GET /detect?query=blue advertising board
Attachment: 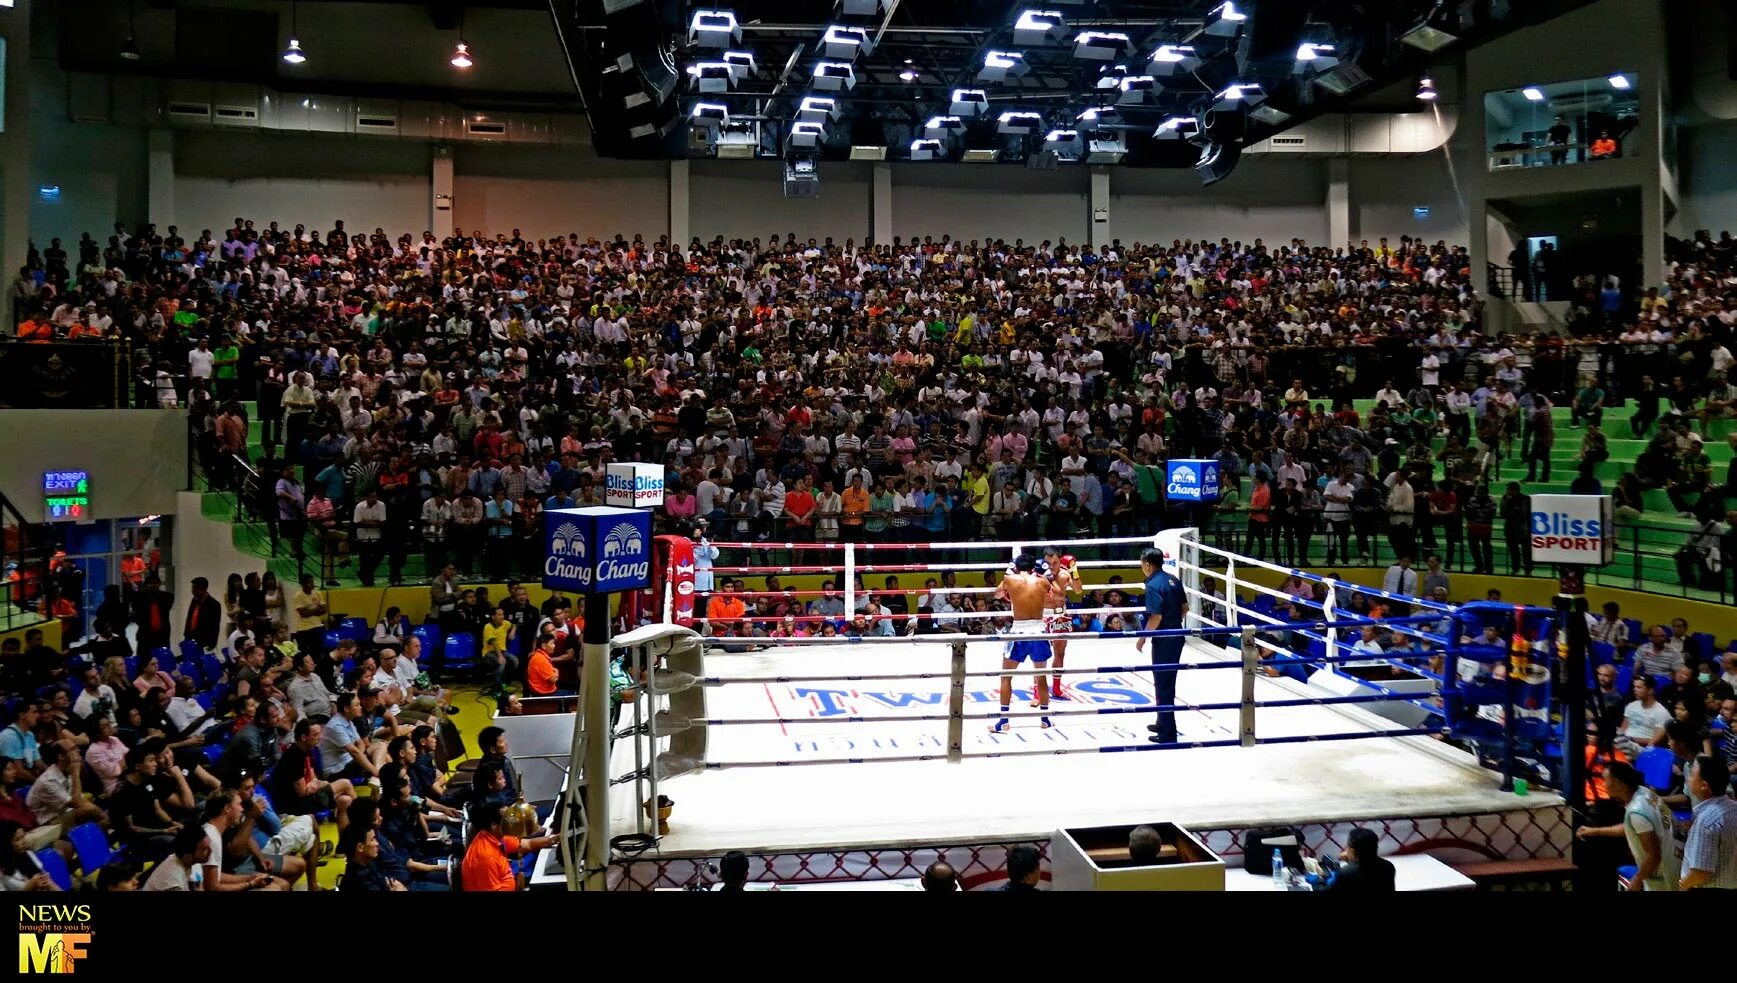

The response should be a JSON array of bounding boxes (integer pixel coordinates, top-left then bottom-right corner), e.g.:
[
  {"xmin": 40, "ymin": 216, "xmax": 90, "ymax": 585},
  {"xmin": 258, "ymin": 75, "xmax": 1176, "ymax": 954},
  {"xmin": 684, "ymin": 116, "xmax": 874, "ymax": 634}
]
[
  {"xmin": 1165, "ymin": 459, "xmax": 1221, "ymax": 503},
  {"xmin": 543, "ymin": 506, "xmax": 653, "ymax": 594}
]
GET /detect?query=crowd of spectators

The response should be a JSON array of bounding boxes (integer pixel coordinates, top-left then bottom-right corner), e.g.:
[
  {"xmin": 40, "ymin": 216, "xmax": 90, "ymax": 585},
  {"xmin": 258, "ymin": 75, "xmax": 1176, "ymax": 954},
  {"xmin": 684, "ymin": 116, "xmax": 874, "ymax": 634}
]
[
  {"xmin": 7, "ymin": 215, "xmax": 1737, "ymax": 890},
  {"xmin": 9, "ymin": 220, "xmax": 1737, "ymax": 601},
  {"xmin": 0, "ymin": 559, "xmax": 618, "ymax": 892}
]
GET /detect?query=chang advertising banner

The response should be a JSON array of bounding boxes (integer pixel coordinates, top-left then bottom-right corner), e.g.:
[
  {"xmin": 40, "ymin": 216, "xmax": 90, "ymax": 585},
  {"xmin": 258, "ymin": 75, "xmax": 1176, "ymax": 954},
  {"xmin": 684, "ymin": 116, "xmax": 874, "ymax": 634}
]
[
  {"xmin": 1164, "ymin": 459, "xmax": 1221, "ymax": 504},
  {"xmin": 543, "ymin": 506, "xmax": 653, "ymax": 594},
  {"xmin": 1528, "ymin": 494, "xmax": 1614, "ymax": 566}
]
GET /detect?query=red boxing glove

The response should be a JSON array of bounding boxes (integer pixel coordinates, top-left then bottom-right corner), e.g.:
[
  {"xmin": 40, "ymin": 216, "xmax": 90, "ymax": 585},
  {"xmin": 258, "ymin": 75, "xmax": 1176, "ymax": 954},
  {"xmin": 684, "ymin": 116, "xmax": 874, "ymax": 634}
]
[{"xmin": 1060, "ymin": 554, "xmax": 1076, "ymax": 570}]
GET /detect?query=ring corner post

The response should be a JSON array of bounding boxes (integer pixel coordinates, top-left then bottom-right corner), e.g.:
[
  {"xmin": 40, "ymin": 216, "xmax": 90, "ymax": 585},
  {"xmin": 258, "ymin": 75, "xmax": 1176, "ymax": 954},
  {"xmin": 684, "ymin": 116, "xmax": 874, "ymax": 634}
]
[
  {"xmin": 947, "ymin": 638, "xmax": 968, "ymax": 763},
  {"xmin": 580, "ymin": 591, "xmax": 613, "ymax": 891},
  {"xmin": 1239, "ymin": 625, "xmax": 1258, "ymax": 747}
]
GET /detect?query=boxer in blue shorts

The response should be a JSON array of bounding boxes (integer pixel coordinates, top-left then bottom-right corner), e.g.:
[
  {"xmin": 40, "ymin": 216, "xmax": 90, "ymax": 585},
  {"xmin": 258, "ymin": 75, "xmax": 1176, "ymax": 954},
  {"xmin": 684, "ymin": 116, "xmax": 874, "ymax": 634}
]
[{"xmin": 993, "ymin": 553, "xmax": 1053, "ymax": 733}]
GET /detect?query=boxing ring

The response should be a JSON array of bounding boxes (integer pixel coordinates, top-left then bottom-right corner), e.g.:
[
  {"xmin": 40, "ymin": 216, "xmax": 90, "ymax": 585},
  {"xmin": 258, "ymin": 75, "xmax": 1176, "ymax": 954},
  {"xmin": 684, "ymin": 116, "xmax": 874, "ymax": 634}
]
[{"xmin": 580, "ymin": 530, "xmax": 1569, "ymax": 890}]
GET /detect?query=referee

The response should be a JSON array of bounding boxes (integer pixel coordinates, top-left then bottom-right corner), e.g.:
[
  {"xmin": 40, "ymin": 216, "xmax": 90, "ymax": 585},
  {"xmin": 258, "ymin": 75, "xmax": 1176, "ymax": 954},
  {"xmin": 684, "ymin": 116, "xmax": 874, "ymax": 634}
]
[{"xmin": 1135, "ymin": 549, "xmax": 1187, "ymax": 745}]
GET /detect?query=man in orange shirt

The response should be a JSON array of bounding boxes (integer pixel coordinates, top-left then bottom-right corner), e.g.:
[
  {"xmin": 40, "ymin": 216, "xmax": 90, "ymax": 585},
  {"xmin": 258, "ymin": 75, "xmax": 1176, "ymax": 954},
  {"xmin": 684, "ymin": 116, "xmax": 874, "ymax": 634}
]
[
  {"xmin": 525, "ymin": 632, "xmax": 575, "ymax": 697},
  {"xmin": 462, "ymin": 802, "xmax": 556, "ymax": 891},
  {"xmin": 1591, "ymin": 131, "xmax": 1618, "ymax": 159},
  {"xmin": 784, "ymin": 476, "xmax": 817, "ymax": 541},
  {"xmin": 706, "ymin": 580, "xmax": 746, "ymax": 633},
  {"xmin": 841, "ymin": 475, "xmax": 870, "ymax": 541}
]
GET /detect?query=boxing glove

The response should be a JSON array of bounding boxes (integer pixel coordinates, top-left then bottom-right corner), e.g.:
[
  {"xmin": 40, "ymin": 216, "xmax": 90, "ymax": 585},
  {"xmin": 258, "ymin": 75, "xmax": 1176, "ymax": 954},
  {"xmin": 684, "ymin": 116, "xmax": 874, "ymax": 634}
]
[{"xmin": 1060, "ymin": 554, "xmax": 1076, "ymax": 570}]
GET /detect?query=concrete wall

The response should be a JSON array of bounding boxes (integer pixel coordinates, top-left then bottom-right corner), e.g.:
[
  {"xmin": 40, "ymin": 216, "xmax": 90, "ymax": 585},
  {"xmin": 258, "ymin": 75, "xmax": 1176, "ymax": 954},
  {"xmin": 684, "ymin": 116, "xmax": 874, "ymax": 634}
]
[
  {"xmin": 169, "ymin": 489, "xmax": 257, "ymax": 634},
  {"xmin": 0, "ymin": 410, "xmax": 188, "ymax": 523},
  {"xmin": 453, "ymin": 143, "xmax": 674, "ymax": 242},
  {"xmin": 692, "ymin": 160, "xmax": 873, "ymax": 243}
]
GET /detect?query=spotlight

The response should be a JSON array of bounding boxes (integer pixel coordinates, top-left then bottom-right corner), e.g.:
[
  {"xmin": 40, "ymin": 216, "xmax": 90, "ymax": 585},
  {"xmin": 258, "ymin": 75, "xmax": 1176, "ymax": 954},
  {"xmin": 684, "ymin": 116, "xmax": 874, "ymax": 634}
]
[
  {"xmin": 797, "ymin": 95, "xmax": 841, "ymax": 123},
  {"xmin": 900, "ymin": 70, "xmax": 919, "ymax": 81},
  {"xmin": 1204, "ymin": 2, "xmax": 1247, "ymax": 38},
  {"xmin": 686, "ymin": 62, "xmax": 735, "ymax": 92},
  {"xmin": 1213, "ymin": 82, "xmax": 1265, "ymax": 110},
  {"xmin": 1416, "ymin": 77, "xmax": 1438, "ymax": 101},
  {"xmin": 1013, "ymin": 10, "xmax": 1067, "ymax": 46},
  {"xmin": 1607, "ymin": 73, "xmax": 1630, "ymax": 90},
  {"xmin": 1073, "ymin": 31, "xmax": 1131, "ymax": 61},
  {"xmin": 1147, "ymin": 44, "xmax": 1201, "ymax": 75},
  {"xmin": 812, "ymin": 61, "xmax": 857, "ymax": 91},
  {"xmin": 450, "ymin": 42, "xmax": 474, "ymax": 69},
  {"xmin": 1116, "ymin": 75, "xmax": 1158, "ymax": 106},
  {"xmin": 924, "ymin": 115, "xmax": 965, "ymax": 135},
  {"xmin": 1248, "ymin": 104, "xmax": 1290, "ymax": 125},
  {"xmin": 949, "ymin": 88, "xmax": 989, "ymax": 116},
  {"xmin": 1096, "ymin": 64, "xmax": 1131, "ymax": 91},
  {"xmin": 1076, "ymin": 106, "xmax": 1121, "ymax": 129},
  {"xmin": 978, "ymin": 50, "xmax": 1029, "ymax": 82},
  {"xmin": 121, "ymin": 37, "xmax": 142, "ymax": 61},
  {"xmin": 909, "ymin": 138, "xmax": 945, "ymax": 161},
  {"xmin": 689, "ymin": 9, "xmax": 742, "ymax": 49},
  {"xmin": 1043, "ymin": 129, "xmax": 1082, "ymax": 155},
  {"xmin": 822, "ymin": 25, "xmax": 873, "ymax": 60},
  {"xmin": 1154, "ymin": 115, "xmax": 1202, "ymax": 140},
  {"xmin": 722, "ymin": 50, "xmax": 757, "ymax": 82},
  {"xmin": 788, "ymin": 121, "xmax": 826, "ymax": 150},
  {"xmin": 690, "ymin": 103, "xmax": 729, "ymax": 128},
  {"xmin": 997, "ymin": 111, "xmax": 1043, "ymax": 135},
  {"xmin": 1399, "ymin": 2, "xmax": 1460, "ymax": 52},
  {"xmin": 1521, "ymin": 86, "xmax": 1544, "ymax": 101},
  {"xmin": 1293, "ymin": 43, "xmax": 1337, "ymax": 73},
  {"xmin": 1086, "ymin": 134, "xmax": 1126, "ymax": 164}
]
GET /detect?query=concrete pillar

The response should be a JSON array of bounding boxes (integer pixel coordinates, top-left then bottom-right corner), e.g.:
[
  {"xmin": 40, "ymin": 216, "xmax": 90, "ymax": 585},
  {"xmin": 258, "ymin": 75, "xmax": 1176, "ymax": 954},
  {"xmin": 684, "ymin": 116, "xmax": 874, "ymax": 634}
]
[
  {"xmin": 0, "ymin": 0, "xmax": 34, "ymax": 287},
  {"xmin": 669, "ymin": 159, "xmax": 690, "ymax": 249},
  {"xmin": 1326, "ymin": 158, "xmax": 1351, "ymax": 248},
  {"xmin": 147, "ymin": 129, "xmax": 176, "ymax": 230},
  {"xmin": 871, "ymin": 162, "xmax": 892, "ymax": 245},
  {"xmin": 431, "ymin": 146, "xmax": 455, "ymax": 238},
  {"xmin": 1089, "ymin": 168, "xmax": 1111, "ymax": 248}
]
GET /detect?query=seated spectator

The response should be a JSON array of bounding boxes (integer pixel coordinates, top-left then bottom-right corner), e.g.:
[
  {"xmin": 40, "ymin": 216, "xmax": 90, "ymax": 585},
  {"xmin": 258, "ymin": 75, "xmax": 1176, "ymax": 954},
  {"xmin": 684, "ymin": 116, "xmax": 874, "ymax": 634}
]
[
  {"xmin": 460, "ymin": 801, "xmax": 555, "ymax": 892},
  {"xmin": 1617, "ymin": 674, "xmax": 1672, "ymax": 756},
  {"xmin": 25, "ymin": 743, "xmax": 106, "ymax": 831},
  {"xmin": 268, "ymin": 719, "xmax": 356, "ymax": 830}
]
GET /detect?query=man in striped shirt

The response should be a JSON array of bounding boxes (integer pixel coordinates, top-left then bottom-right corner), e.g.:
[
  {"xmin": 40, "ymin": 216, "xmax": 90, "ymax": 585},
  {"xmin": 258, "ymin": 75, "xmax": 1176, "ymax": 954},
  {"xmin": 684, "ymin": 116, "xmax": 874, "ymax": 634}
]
[{"xmin": 1679, "ymin": 755, "xmax": 1737, "ymax": 891}]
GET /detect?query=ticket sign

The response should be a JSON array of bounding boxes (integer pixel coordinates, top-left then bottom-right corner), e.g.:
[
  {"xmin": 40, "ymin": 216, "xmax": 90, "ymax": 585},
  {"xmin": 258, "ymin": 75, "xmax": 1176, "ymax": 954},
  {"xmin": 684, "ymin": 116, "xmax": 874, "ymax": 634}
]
[
  {"xmin": 544, "ymin": 506, "xmax": 653, "ymax": 594},
  {"xmin": 43, "ymin": 470, "xmax": 90, "ymax": 522},
  {"xmin": 1529, "ymin": 494, "xmax": 1614, "ymax": 566},
  {"xmin": 1165, "ymin": 459, "xmax": 1221, "ymax": 504}
]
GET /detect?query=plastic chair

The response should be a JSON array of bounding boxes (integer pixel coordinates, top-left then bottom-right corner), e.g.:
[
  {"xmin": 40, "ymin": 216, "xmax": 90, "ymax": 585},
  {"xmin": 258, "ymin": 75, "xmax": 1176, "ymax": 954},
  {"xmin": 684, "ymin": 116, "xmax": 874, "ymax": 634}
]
[
  {"xmin": 323, "ymin": 630, "xmax": 344, "ymax": 653},
  {"xmin": 200, "ymin": 653, "xmax": 224, "ymax": 684},
  {"xmin": 66, "ymin": 821, "xmax": 114, "ymax": 874},
  {"xmin": 123, "ymin": 656, "xmax": 141, "ymax": 678},
  {"xmin": 1632, "ymin": 746, "xmax": 1674, "ymax": 792},
  {"xmin": 178, "ymin": 659, "xmax": 205, "ymax": 687},
  {"xmin": 1688, "ymin": 633, "xmax": 1716, "ymax": 665},
  {"xmin": 1589, "ymin": 641, "xmax": 1616, "ymax": 667},
  {"xmin": 201, "ymin": 744, "xmax": 225, "ymax": 766},
  {"xmin": 193, "ymin": 691, "xmax": 217, "ymax": 712},
  {"xmin": 412, "ymin": 623, "xmax": 444, "ymax": 657},
  {"xmin": 179, "ymin": 639, "xmax": 205, "ymax": 662},
  {"xmin": 441, "ymin": 632, "xmax": 479, "ymax": 678},
  {"xmin": 339, "ymin": 617, "xmax": 370, "ymax": 643},
  {"xmin": 34, "ymin": 849, "xmax": 73, "ymax": 891}
]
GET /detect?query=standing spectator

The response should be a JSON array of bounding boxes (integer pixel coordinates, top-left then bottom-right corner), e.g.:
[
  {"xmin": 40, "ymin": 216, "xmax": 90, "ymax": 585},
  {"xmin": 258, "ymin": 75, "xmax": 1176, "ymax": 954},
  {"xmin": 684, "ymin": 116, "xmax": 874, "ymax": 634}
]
[
  {"xmin": 352, "ymin": 489, "xmax": 388, "ymax": 587},
  {"xmin": 1678, "ymin": 756, "xmax": 1736, "ymax": 891},
  {"xmin": 1575, "ymin": 761, "xmax": 1681, "ymax": 892},
  {"xmin": 288, "ymin": 573, "xmax": 328, "ymax": 666},
  {"xmin": 275, "ymin": 464, "xmax": 307, "ymax": 559},
  {"xmin": 182, "ymin": 576, "xmax": 222, "ymax": 653}
]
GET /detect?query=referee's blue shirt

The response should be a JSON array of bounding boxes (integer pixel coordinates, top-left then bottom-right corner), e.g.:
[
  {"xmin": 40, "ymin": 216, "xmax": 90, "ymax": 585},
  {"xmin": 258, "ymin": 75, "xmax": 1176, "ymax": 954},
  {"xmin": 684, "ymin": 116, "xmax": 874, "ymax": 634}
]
[{"xmin": 1145, "ymin": 570, "xmax": 1184, "ymax": 628}]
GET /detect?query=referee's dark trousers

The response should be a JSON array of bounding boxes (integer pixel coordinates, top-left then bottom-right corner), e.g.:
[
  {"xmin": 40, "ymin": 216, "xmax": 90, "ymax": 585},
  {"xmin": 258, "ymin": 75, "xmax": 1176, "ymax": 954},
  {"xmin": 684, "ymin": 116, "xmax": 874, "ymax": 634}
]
[{"xmin": 1150, "ymin": 636, "xmax": 1185, "ymax": 743}]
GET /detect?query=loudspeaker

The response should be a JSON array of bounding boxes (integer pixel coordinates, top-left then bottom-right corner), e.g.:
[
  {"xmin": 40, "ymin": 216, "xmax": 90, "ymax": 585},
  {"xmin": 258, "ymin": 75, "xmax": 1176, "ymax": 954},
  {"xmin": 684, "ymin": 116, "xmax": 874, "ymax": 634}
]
[{"xmin": 1194, "ymin": 141, "xmax": 1242, "ymax": 187}]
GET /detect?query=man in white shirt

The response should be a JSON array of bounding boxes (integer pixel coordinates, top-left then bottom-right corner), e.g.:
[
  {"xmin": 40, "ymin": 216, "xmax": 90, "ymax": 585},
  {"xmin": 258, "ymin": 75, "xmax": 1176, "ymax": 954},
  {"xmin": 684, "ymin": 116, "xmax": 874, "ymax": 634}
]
[
  {"xmin": 352, "ymin": 490, "xmax": 388, "ymax": 587},
  {"xmin": 27, "ymin": 743, "xmax": 107, "ymax": 828},
  {"xmin": 71, "ymin": 665, "xmax": 118, "ymax": 725},
  {"xmin": 188, "ymin": 339, "xmax": 215, "ymax": 382},
  {"xmin": 1617, "ymin": 674, "xmax": 1672, "ymax": 755},
  {"xmin": 1382, "ymin": 556, "xmax": 1419, "ymax": 596}
]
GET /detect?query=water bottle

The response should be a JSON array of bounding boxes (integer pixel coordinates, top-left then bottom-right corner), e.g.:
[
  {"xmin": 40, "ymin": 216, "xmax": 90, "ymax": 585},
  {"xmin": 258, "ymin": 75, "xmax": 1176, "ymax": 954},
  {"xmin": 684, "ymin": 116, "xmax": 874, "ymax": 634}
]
[{"xmin": 1271, "ymin": 848, "xmax": 1286, "ymax": 889}]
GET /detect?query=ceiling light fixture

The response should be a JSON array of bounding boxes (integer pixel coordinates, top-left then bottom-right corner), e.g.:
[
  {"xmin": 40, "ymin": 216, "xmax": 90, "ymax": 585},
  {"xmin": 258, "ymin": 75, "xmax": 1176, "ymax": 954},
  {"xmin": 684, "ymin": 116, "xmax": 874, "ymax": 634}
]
[
  {"xmin": 450, "ymin": 9, "xmax": 473, "ymax": 69},
  {"xmin": 1416, "ymin": 77, "xmax": 1438, "ymax": 101},
  {"xmin": 1607, "ymin": 73, "xmax": 1631, "ymax": 90},
  {"xmin": 1204, "ymin": 1, "xmax": 1247, "ymax": 38},
  {"xmin": 1521, "ymin": 86, "xmax": 1544, "ymax": 101},
  {"xmin": 121, "ymin": 0, "xmax": 141, "ymax": 61},
  {"xmin": 282, "ymin": 0, "xmax": 306, "ymax": 64}
]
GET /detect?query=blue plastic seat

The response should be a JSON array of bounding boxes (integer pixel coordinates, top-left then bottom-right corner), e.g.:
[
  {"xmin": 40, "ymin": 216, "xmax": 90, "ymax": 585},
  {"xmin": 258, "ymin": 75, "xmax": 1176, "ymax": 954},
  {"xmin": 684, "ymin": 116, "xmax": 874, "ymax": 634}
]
[
  {"xmin": 323, "ymin": 629, "xmax": 345, "ymax": 653},
  {"xmin": 202, "ymin": 744, "xmax": 226, "ymax": 766},
  {"xmin": 339, "ymin": 617, "xmax": 369, "ymax": 643},
  {"xmin": 1688, "ymin": 633, "xmax": 1716, "ymax": 665},
  {"xmin": 34, "ymin": 849, "xmax": 73, "ymax": 891},
  {"xmin": 1618, "ymin": 864, "xmax": 1638, "ymax": 882},
  {"xmin": 178, "ymin": 659, "xmax": 204, "ymax": 687},
  {"xmin": 1632, "ymin": 746, "xmax": 1674, "ymax": 792},
  {"xmin": 412, "ymin": 623, "xmax": 445, "ymax": 666},
  {"xmin": 441, "ymin": 632, "xmax": 479, "ymax": 678},
  {"xmin": 1589, "ymin": 641, "xmax": 1616, "ymax": 667},
  {"xmin": 200, "ymin": 653, "xmax": 224, "ymax": 683},
  {"xmin": 122, "ymin": 655, "xmax": 141, "ymax": 678},
  {"xmin": 66, "ymin": 821, "xmax": 114, "ymax": 875}
]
